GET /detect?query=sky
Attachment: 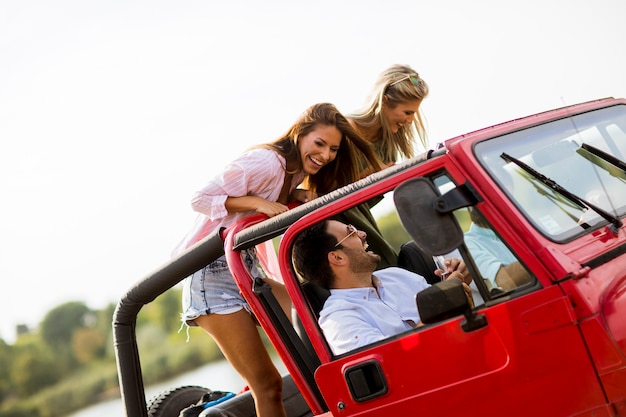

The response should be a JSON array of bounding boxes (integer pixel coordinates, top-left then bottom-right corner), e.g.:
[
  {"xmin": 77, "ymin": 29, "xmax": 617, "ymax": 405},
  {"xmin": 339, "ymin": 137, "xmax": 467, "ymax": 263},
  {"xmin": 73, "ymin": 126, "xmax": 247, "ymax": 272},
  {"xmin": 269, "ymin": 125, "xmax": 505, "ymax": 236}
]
[{"xmin": 1, "ymin": 0, "xmax": 625, "ymax": 343}]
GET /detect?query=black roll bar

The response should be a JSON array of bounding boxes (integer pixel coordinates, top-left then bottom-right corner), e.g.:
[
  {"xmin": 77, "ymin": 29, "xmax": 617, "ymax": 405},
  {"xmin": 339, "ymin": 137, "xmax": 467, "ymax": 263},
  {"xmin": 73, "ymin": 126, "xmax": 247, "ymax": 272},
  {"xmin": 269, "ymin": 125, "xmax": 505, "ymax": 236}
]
[{"xmin": 112, "ymin": 229, "xmax": 225, "ymax": 417}]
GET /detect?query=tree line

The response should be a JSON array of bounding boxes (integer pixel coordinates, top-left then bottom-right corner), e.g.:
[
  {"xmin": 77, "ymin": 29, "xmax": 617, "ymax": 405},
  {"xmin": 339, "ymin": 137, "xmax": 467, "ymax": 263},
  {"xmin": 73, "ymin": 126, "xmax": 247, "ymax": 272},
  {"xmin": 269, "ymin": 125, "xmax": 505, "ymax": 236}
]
[{"xmin": 0, "ymin": 287, "xmax": 224, "ymax": 417}]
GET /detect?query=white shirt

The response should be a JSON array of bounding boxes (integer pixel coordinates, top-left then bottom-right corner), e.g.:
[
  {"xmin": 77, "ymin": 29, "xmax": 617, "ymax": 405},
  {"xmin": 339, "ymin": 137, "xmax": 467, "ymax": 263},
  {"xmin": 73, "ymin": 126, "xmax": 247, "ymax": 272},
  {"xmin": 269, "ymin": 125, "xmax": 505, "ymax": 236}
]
[
  {"xmin": 319, "ymin": 267, "xmax": 430, "ymax": 355},
  {"xmin": 173, "ymin": 148, "xmax": 304, "ymax": 255}
]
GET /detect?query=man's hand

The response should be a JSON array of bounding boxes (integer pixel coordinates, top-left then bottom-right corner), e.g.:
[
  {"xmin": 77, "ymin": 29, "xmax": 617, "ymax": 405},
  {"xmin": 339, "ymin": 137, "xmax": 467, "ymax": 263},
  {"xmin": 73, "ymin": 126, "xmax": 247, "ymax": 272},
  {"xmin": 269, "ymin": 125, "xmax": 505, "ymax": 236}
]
[{"xmin": 435, "ymin": 258, "xmax": 472, "ymax": 285}]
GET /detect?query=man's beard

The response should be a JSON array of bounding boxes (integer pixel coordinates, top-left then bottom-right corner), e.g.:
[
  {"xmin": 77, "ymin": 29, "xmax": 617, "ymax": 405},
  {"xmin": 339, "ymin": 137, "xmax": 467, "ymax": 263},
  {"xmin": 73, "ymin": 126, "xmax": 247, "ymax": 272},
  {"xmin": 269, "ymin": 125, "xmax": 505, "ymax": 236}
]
[{"xmin": 343, "ymin": 246, "xmax": 381, "ymax": 273}]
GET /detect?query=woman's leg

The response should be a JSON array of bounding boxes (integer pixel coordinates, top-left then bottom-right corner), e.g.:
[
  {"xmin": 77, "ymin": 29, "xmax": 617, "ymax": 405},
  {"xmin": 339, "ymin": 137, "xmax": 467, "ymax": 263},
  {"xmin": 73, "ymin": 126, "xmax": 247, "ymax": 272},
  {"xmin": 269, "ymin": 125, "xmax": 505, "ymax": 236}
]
[{"xmin": 195, "ymin": 310, "xmax": 287, "ymax": 417}]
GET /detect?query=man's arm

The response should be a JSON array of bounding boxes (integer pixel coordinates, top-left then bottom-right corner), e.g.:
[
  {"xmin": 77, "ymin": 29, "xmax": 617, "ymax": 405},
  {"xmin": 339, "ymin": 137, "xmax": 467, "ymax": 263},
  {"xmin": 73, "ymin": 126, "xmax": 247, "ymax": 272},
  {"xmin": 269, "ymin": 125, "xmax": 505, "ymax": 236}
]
[
  {"xmin": 495, "ymin": 262, "xmax": 532, "ymax": 290},
  {"xmin": 319, "ymin": 311, "xmax": 387, "ymax": 355}
]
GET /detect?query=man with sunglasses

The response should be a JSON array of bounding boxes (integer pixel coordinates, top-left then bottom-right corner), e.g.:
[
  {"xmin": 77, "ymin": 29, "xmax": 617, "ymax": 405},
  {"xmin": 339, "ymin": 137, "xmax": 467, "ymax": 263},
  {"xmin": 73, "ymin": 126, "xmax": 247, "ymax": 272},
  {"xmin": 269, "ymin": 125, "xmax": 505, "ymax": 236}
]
[{"xmin": 292, "ymin": 219, "xmax": 468, "ymax": 355}]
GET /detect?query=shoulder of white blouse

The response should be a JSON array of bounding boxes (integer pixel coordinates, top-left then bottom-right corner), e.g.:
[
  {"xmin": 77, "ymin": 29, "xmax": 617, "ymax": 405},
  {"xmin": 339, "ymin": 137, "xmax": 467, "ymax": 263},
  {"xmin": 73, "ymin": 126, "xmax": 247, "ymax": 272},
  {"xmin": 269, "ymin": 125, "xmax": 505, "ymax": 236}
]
[{"xmin": 237, "ymin": 148, "xmax": 285, "ymax": 171}]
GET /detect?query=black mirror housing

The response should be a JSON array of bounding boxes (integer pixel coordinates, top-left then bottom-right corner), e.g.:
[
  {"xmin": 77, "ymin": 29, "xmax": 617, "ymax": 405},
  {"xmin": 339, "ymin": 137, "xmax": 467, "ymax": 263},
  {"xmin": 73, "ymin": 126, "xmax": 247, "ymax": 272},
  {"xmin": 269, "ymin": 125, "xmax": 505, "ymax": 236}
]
[
  {"xmin": 416, "ymin": 279, "xmax": 469, "ymax": 324},
  {"xmin": 394, "ymin": 178, "xmax": 465, "ymax": 256}
]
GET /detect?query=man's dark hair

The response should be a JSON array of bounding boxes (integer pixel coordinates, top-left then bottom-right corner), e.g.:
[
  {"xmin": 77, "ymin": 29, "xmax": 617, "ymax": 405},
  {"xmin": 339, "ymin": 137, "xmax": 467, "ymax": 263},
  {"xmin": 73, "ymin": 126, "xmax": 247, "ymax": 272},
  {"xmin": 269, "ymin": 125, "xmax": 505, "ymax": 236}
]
[{"xmin": 292, "ymin": 220, "xmax": 337, "ymax": 289}]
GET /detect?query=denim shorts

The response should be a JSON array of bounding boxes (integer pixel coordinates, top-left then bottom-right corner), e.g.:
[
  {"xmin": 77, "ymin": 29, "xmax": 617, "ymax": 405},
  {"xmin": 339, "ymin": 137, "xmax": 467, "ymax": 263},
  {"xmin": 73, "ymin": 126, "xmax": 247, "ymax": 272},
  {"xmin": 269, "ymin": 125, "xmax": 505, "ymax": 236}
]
[{"xmin": 181, "ymin": 250, "xmax": 261, "ymax": 326}]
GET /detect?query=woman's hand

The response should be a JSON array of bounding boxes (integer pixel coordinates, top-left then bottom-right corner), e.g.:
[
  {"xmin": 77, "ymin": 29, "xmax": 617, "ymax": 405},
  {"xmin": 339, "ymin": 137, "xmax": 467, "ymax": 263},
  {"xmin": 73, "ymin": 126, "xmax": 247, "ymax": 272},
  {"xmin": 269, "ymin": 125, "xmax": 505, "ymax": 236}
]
[
  {"xmin": 225, "ymin": 196, "xmax": 289, "ymax": 218},
  {"xmin": 255, "ymin": 199, "xmax": 290, "ymax": 217},
  {"xmin": 291, "ymin": 189, "xmax": 318, "ymax": 203}
]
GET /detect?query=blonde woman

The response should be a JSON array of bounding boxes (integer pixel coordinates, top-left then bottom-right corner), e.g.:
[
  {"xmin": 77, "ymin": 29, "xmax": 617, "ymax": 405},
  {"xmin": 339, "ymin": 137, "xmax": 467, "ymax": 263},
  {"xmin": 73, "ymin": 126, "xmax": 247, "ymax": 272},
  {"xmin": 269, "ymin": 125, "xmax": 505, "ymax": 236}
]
[{"xmin": 339, "ymin": 64, "xmax": 430, "ymax": 268}]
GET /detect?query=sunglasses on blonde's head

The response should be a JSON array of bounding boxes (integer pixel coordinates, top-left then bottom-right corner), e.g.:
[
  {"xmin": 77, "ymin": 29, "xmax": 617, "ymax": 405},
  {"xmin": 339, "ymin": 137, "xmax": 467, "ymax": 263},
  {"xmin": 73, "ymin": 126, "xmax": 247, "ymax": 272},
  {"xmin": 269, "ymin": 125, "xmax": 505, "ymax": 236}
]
[
  {"xmin": 389, "ymin": 73, "xmax": 420, "ymax": 88},
  {"xmin": 334, "ymin": 224, "xmax": 358, "ymax": 248}
]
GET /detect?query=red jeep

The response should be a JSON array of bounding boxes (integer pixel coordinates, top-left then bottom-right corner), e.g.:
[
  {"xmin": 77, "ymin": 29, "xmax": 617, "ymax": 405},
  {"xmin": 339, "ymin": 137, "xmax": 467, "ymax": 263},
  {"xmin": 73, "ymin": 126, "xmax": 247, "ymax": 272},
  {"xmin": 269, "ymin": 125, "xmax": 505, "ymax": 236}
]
[{"xmin": 114, "ymin": 97, "xmax": 626, "ymax": 416}]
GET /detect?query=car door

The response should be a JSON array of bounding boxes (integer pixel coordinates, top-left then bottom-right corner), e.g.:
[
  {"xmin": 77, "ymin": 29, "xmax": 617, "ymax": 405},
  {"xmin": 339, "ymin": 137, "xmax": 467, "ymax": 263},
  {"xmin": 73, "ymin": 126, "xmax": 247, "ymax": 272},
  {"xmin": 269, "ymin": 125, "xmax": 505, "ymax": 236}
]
[{"xmin": 313, "ymin": 174, "xmax": 611, "ymax": 417}]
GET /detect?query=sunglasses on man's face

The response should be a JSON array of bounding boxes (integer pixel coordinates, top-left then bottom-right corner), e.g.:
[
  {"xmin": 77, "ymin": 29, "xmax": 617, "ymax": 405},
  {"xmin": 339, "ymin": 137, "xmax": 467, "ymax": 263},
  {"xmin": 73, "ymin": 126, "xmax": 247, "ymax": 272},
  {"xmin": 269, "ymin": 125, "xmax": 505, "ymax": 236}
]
[
  {"xmin": 389, "ymin": 73, "xmax": 420, "ymax": 88},
  {"xmin": 334, "ymin": 224, "xmax": 358, "ymax": 248}
]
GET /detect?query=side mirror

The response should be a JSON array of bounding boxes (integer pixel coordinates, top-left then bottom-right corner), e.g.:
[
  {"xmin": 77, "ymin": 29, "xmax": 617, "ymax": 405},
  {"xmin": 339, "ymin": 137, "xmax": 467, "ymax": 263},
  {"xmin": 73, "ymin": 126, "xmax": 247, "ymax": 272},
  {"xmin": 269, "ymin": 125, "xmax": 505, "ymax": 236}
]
[
  {"xmin": 416, "ymin": 279, "xmax": 468, "ymax": 324},
  {"xmin": 393, "ymin": 178, "xmax": 465, "ymax": 256},
  {"xmin": 416, "ymin": 279, "xmax": 488, "ymax": 332}
]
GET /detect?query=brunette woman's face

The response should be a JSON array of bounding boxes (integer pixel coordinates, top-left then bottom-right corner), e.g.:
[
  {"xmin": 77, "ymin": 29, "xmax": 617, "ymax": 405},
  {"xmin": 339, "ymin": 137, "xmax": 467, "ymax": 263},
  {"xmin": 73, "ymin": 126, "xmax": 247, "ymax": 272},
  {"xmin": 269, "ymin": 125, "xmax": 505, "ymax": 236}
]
[
  {"xmin": 298, "ymin": 124, "xmax": 342, "ymax": 175},
  {"xmin": 382, "ymin": 99, "xmax": 422, "ymax": 133}
]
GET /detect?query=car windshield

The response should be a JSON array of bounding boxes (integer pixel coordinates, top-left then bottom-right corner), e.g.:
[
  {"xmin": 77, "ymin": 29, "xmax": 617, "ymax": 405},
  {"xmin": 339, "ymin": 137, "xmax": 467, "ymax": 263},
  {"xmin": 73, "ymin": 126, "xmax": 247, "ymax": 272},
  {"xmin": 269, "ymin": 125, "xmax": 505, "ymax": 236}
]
[{"xmin": 474, "ymin": 104, "xmax": 626, "ymax": 241}]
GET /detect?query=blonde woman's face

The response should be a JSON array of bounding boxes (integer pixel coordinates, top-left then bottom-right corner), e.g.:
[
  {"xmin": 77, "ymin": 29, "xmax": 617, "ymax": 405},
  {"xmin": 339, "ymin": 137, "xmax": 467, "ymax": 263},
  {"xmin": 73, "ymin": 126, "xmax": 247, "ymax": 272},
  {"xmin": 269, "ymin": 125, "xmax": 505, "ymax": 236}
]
[
  {"xmin": 382, "ymin": 99, "xmax": 422, "ymax": 133},
  {"xmin": 298, "ymin": 124, "xmax": 342, "ymax": 175}
]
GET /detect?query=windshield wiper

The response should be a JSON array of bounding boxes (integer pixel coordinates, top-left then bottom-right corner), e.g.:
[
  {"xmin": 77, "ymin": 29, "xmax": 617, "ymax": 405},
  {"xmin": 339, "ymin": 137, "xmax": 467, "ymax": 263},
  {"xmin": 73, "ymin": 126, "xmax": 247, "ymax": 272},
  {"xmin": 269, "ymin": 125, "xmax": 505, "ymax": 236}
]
[
  {"xmin": 501, "ymin": 152, "xmax": 623, "ymax": 234},
  {"xmin": 578, "ymin": 143, "xmax": 626, "ymax": 180}
]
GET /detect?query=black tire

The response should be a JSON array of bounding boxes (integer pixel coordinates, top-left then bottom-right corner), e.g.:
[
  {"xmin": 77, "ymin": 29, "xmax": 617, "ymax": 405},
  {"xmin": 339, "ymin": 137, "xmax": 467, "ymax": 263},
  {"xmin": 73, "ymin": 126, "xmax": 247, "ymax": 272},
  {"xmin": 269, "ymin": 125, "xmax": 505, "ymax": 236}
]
[{"xmin": 147, "ymin": 385, "xmax": 210, "ymax": 417}]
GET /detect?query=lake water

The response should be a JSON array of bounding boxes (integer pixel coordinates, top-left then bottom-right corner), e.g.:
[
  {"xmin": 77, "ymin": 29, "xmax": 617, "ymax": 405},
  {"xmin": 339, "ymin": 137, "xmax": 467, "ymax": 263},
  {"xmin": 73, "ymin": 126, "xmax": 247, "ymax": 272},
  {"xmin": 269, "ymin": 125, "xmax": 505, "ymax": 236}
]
[{"xmin": 67, "ymin": 357, "xmax": 288, "ymax": 417}]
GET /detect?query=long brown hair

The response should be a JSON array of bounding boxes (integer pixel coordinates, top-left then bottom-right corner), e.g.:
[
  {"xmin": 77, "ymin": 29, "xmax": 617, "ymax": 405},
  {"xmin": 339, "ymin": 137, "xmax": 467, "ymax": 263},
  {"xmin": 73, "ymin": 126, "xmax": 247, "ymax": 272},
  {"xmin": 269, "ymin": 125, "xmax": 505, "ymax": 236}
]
[{"xmin": 259, "ymin": 103, "xmax": 384, "ymax": 195}]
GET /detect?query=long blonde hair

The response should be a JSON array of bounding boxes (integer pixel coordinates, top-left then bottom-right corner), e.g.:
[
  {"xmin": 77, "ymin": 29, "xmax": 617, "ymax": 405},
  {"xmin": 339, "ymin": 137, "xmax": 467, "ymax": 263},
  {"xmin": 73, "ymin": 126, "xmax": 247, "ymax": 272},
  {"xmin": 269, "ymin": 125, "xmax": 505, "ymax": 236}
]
[{"xmin": 349, "ymin": 64, "xmax": 429, "ymax": 163}]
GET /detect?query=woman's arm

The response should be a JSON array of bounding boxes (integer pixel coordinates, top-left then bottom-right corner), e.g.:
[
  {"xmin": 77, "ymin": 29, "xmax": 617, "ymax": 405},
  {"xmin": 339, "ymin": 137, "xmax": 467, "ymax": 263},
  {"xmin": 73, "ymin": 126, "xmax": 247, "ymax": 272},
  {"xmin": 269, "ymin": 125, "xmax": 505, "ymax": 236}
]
[{"xmin": 224, "ymin": 195, "xmax": 289, "ymax": 218}]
